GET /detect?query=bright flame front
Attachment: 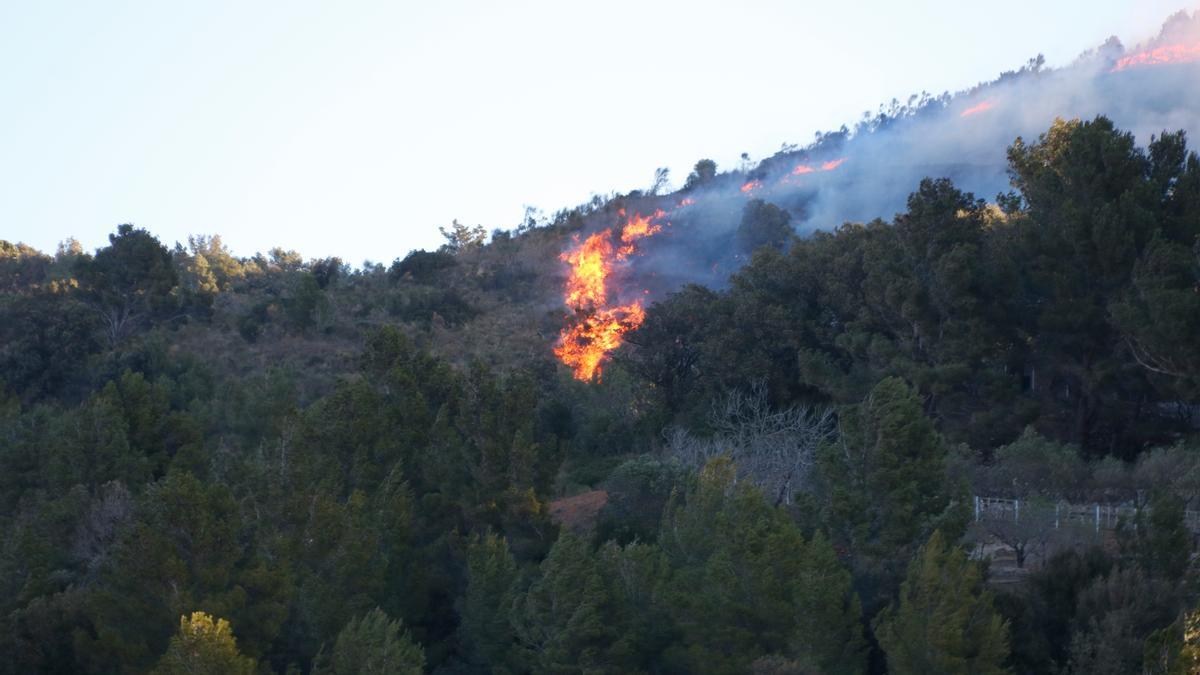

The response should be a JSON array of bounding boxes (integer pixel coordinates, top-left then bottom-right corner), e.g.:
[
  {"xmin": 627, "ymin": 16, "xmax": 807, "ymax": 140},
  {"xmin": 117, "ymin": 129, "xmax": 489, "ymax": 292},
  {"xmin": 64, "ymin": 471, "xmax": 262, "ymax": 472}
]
[
  {"xmin": 555, "ymin": 210, "xmax": 665, "ymax": 381},
  {"xmin": 961, "ymin": 100, "xmax": 996, "ymax": 118},
  {"xmin": 1112, "ymin": 41, "xmax": 1200, "ymax": 72}
]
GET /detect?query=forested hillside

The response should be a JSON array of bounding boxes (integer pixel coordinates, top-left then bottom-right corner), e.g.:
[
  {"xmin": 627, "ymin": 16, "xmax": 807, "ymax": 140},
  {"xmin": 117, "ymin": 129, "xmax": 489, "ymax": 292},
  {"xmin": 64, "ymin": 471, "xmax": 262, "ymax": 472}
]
[{"xmin": 4, "ymin": 87, "xmax": 1200, "ymax": 675}]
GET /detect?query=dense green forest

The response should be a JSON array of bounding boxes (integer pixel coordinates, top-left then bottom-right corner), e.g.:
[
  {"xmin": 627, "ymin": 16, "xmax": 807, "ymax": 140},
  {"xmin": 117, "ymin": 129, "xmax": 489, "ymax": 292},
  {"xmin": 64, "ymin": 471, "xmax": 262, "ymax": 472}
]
[{"xmin": 2, "ymin": 116, "xmax": 1200, "ymax": 674}]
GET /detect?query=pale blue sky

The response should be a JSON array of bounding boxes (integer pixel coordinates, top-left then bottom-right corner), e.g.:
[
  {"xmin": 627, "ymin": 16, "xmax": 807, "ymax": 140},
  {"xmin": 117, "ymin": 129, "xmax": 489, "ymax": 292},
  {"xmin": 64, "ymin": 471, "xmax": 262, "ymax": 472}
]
[{"xmin": 0, "ymin": 1, "xmax": 1192, "ymax": 263}]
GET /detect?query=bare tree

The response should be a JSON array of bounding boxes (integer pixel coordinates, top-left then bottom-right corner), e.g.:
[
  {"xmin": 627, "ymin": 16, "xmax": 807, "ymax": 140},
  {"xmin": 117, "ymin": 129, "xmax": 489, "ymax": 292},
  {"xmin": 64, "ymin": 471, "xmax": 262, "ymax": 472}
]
[
  {"xmin": 665, "ymin": 382, "xmax": 835, "ymax": 505},
  {"xmin": 972, "ymin": 498, "xmax": 1073, "ymax": 568},
  {"xmin": 71, "ymin": 481, "xmax": 133, "ymax": 574}
]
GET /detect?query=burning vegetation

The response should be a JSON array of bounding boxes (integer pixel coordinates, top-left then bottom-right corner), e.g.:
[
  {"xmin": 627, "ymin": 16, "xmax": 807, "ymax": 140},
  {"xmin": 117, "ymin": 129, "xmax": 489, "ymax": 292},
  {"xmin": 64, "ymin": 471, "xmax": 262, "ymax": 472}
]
[
  {"xmin": 1111, "ymin": 10, "xmax": 1200, "ymax": 72},
  {"xmin": 783, "ymin": 158, "xmax": 847, "ymax": 183},
  {"xmin": 546, "ymin": 13, "xmax": 1200, "ymax": 388},
  {"xmin": 960, "ymin": 100, "xmax": 997, "ymax": 118},
  {"xmin": 555, "ymin": 210, "xmax": 665, "ymax": 380},
  {"xmin": 1112, "ymin": 40, "xmax": 1200, "ymax": 72}
]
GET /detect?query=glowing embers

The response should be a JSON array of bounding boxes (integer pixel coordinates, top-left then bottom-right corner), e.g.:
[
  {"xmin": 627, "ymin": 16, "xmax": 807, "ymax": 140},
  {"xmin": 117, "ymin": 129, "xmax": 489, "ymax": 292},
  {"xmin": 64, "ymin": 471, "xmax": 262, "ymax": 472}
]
[
  {"xmin": 555, "ymin": 210, "xmax": 665, "ymax": 381},
  {"xmin": 961, "ymin": 100, "xmax": 996, "ymax": 118},
  {"xmin": 741, "ymin": 180, "xmax": 763, "ymax": 193},
  {"xmin": 1112, "ymin": 41, "xmax": 1200, "ymax": 72}
]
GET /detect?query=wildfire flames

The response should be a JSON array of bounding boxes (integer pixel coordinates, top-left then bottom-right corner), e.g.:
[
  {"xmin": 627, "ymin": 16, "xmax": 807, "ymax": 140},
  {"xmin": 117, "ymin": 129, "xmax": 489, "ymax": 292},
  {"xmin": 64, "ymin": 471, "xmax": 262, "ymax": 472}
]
[
  {"xmin": 555, "ymin": 210, "xmax": 665, "ymax": 381},
  {"xmin": 1112, "ymin": 41, "xmax": 1200, "ymax": 72},
  {"xmin": 782, "ymin": 158, "xmax": 847, "ymax": 184},
  {"xmin": 741, "ymin": 180, "xmax": 763, "ymax": 193},
  {"xmin": 961, "ymin": 100, "xmax": 996, "ymax": 118}
]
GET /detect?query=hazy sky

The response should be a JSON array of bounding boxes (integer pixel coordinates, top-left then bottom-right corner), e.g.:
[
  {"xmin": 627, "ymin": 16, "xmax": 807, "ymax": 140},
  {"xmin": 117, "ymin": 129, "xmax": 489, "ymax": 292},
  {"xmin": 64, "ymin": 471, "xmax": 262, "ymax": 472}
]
[{"xmin": 0, "ymin": 1, "xmax": 1193, "ymax": 263}]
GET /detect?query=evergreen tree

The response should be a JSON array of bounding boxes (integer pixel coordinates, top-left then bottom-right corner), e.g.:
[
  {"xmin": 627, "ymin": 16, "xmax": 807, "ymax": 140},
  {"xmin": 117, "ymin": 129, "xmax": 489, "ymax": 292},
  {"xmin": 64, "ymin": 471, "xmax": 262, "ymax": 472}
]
[
  {"xmin": 150, "ymin": 612, "xmax": 257, "ymax": 675},
  {"xmin": 1144, "ymin": 607, "xmax": 1200, "ymax": 675},
  {"xmin": 1068, "ymin": 568, "xmax": 1179, "ymax": 675},
  {"xmin": 75, "ymin": 224, "xmax": 178, "ymax": 346},
  {"xmin": 74, "ymin": 472, "xmax": 288, "ymax": 672},
  {"xmin": 791, "ymin": 531, "xmax": 867, "ymax": 675},
  {"xmin": 1008, "ymin": 117, "xmax": 1162, "ymax": 454},
  {"xmin": 1111, "ymin": 232, "xmax": 1200, "ymax": 392},
  {"xmin": 874, "ymin": 531, "xmax": 1009, "ymax": 675},
  {"xmin": 186, "ymin": 234, "xmax": 245, "ymax": 289},
  {"xmin": 684, "ymin": 159, "xmax": 718, "ymax": 191},
  {"xmin": 995, "ymin": 547, "xmax": 1113, "ymax": 674},
  {"xmin": 736, "ymin": 199, "xmax": 793, "ymax": 253},
  {"xmin": 439, "ymin": 220, "xmax": 488, "ymax": 254},
  {"xmin": 596, "ymin": 540, "xmax": 676, "ymax": 671},
  {"xmin": 459, "ymin": 532, "xmax": 519, "ymax": 670},
  {"xmin": 511, "ymin": 533, "xmax": 619, "ymax": 672},
  {"xmin": 313, "ymin": 607, "xmax": 424, "ymax": 675},
  {"xmin": 1124, "ymin": 492, "xmax": 1192, "ymax": 582},
  {"xmin": 660, "ymin": 458, "xmax": 865, "ymax": 674},
  {"xmin": 819, "ymin": 377, "xmax": 967, "ymax": 608}
]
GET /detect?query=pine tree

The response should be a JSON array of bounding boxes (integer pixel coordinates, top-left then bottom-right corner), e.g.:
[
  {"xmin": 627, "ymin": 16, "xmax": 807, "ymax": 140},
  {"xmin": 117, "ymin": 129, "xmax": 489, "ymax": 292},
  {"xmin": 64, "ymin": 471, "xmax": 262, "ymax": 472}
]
[
  {"xmin": 1007, "ymin": 117, "xmax": 1163, "ymax": 453},
  {"xmin": 820, "ymin": 377, "xmax": 968, "ymax": 607},
  {"xmin": 874, "ymin": 531, "xmax": 1009, "ymax": 675},
  {"xmin": 459, "ymin": 532, "xmax": 519, "ymax": 670},
  {"xmin": 313, "ymin": 607, "xmax": 424, "ymax": 675},
  {"xmin": 511, "ymin": 533, "xmax": 618, "ymax": 672},
  {"xmin": 660, "ymin": 458, "xmax": 865, "ymax": 674},
  {"xmin": 75, "ymin": 472, "xmax": 255, "ymax": 672},
  {"xmin": 792, "ymin": 532, "xmax": 867, "ymax": 675},
  {"xmin": 596, "ymin": 540, "xmax": 675, "ymax": 671}
]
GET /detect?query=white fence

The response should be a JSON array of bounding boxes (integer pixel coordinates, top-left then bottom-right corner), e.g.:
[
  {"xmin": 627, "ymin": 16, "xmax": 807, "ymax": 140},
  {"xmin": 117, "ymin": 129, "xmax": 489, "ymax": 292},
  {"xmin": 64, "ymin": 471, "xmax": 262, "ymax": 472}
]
[{"xmin": 973, "ymin": 496, "xmax": 1200, "ymax": 534}]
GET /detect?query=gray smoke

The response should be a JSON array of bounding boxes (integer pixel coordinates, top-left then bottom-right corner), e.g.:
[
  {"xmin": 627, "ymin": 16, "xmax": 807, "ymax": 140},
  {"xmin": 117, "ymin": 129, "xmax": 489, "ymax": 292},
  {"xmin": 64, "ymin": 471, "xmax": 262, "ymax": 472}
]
[
  {"xmin": 752, "ymin": 10, "xmax": 1200, "ymax": 232},
  {"xmin": 572, "ymin": 11, "xmax": 1200, "ymax": 301}
]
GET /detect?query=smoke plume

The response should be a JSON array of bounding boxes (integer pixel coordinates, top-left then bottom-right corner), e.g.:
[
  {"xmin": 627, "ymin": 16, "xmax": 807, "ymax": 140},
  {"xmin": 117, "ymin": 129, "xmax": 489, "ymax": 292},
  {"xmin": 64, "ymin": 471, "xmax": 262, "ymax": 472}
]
[
  {"xmin": 629, "ymin": 10, "xmax": 1200, "ymax": 286},
  {"xmin": 552, "ymin": 10, "xmax": 1200, "ymax": 378}
]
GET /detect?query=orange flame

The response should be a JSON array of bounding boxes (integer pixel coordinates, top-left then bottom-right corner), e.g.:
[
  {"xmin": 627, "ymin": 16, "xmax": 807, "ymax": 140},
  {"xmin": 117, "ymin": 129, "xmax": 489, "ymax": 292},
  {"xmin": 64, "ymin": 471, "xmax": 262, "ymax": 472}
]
[
  {"xmin": 961, "ymin": 100, "xmax": 996, "ymax": 118},
  {"xmin": 678, "ymin": 197, "xmax": 696, "ymax": 207},
  {"xmin": 620, "ymin": 210, "xmax": 664, "ymax": 246},
  {"xmin": 1112, "ymin": 41, "xmax": 1200, "ymax": 72},
  {"xmin": 560, "ymin": 231, "xmax": 614, "ymax": 309},
  {"xmin": 555, "ymin": 211, "xmax": 666, "ymax": 381},
  {"xmin": 785, "ymin": 159, "xmax": 846, "ymax": 182},
  {"xmin": 741, "ymin": 180, "xmax": 763, "ymax": 193},
  {"xmin": 555, "ymin": 304, "xmax": 646, "ymax": 382}
]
